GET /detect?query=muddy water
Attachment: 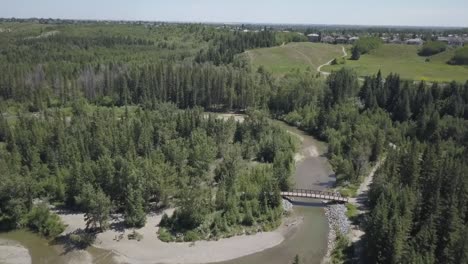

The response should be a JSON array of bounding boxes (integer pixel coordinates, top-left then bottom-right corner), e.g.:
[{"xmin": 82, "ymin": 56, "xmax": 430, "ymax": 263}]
[
  {"xmin": 219, "ymin": 121, "xmax": 334, "ymax": 264},
  {"xmin": 0, "ymin": 120, "xmax": 334, "ymax": 264},
  {"xmin": 0, "ymin": 230, "xmax": 114, "ymax": 264}
]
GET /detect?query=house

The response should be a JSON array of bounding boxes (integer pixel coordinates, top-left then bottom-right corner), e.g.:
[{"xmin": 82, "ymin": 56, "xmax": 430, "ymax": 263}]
[
  {"xmin": 437, "ymin": 37, "xmax": 450, "ymax": 44},
  {"xmin": 448, "ymin": 37, "xmax": 464, "ymax": 46},
  {"xmin": 439, "ymin": 36, "xmax": 465, "ymax": 46},
  {"xmin": 406, "ymin": 38, "xmax": 423, "ymax": 45},
  {"xmin": 335, "ymin": 36, "xmax": 348, "ymax": 44},
  {"xmin": 307, "ymin": 33, "xmax": 320, "ymax": 42},
  {"xmin": 348, "ymin": 36, "xmax": 359, "ymax": 44},
  {"xmin": 321, "ymin": 36, "xmax": 335, "ymax": 44},
  {"xmin": 389, "ymin": 38, "xmax": 403, "ymax": 44}
]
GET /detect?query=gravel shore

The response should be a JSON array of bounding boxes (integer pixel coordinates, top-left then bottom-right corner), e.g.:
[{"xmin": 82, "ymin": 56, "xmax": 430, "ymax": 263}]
[
  {"xmin": 322, "ymin": 203, "xmax": 350, "ymax": 263},
  {"xmin": 0, "ymin": 239, "xmax": 31, "ymax": 264}
]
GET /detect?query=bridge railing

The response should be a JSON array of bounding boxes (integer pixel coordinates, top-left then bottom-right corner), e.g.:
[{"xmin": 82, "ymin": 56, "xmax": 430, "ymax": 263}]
[
  {"xmin": 281, "ymin": 188, "xmax": 348, "ymax": 202},
  {"xmin": 287, "ymin": 189, "xmax": 343, "ymax": 198}
]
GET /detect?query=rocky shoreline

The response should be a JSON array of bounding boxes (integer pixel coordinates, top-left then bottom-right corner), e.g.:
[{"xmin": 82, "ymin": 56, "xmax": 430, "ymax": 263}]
[{"xmin": 322, "ymin": 203, "xmax": 350, "ymax": 263}]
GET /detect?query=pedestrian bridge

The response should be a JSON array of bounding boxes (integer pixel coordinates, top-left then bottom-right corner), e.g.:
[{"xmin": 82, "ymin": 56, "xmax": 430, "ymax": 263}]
[{"xmin": 281, "ymin": 189, "xmax": 348, "ymax": 203}]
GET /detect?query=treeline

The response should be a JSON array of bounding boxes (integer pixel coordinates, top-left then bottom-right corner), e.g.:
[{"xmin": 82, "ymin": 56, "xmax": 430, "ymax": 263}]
[
  {"xmin": 196, "ymin": 30, "xmax": 277, "ymax": 65},
  {"xmin": 20, "ymin": 34, "xmax": 155, "ymax": 49},
  {"xmin": 0, "ymin": 61, "xmax": 270, "ymax": 111}
]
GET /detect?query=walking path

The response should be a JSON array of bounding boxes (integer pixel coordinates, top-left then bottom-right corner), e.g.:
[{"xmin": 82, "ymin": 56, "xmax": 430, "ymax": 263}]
[
  {"xmin": 317, "ymin": 46, "xmax": 347, "ymax": 76},
  {"xmin": 348, "ymin": 159, "xmax": 384, "ymax": 241}
]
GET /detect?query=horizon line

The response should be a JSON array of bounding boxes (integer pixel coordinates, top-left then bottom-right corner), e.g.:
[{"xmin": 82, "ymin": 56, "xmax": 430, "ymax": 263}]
[{"xmin": 1, "ymin": 16, "xmax": 467, "ymax": 29}]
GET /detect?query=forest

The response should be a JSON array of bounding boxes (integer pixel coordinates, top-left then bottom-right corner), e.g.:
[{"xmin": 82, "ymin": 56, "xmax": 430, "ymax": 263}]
[{"xmin": 0, "ymin": 21, "xmax": 467, "ymax": 263}]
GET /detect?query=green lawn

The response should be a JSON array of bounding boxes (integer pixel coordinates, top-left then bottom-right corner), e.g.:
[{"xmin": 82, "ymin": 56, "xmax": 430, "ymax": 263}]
[
  {"xmin": 323, "ymin": 44, "xmax": 468, "ymax": 83},
  {"xmin": 245, "ymin": 42, "xmax": 345, "ymax": 76}
]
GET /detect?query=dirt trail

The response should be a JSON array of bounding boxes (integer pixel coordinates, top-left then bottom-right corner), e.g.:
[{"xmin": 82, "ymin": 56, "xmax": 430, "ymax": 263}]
[
  {"xmin": 348, "ymin": 158, "xmax": 384, "ymax": 243},
  {"xmin": 317, "ymin": 46, "xmax": 347, "ymax": 76}
]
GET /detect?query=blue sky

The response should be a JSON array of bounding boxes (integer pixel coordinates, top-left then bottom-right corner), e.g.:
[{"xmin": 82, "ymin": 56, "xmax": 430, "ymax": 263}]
[{"xmin": 2, "ymin": 0, "xmax": 468, "ymax": 27}]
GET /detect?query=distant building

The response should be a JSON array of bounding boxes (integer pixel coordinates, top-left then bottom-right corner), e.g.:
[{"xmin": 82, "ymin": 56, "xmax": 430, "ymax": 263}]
[
  {"xmin": 448, "ymin": 37, "xmax": 464, "ymax": 46},
  {"xmin": 406, "ymin": 38, "xmax": 424, "ymax": 45},
  {"xmin": 437, "ymin": 37, "xmax": 450, "ymax": 44},
  {"xmin": 348, "ymin": 36, "xmax": 359, "ymax": 44},
  {"xmin": 321, "ymin": 36, "xmax": 335, "ymax": 44},
  {"xmin": 380, "ymin": 37, "xmax": 389, "ymax": 43},
  {"xmin": 335, "ymin": 36, "xmax": 348, "ymax": 44},
  {"xmin": 439, "ymin": 36, "xmax": 465, "ymax": 46},
  {"xmin": 389, "ymin": 38, "xmax": 403, "ymax": 44},
  {"xmin": 307, "ymin": 33, "xmax": 320, "ymax": 42}
]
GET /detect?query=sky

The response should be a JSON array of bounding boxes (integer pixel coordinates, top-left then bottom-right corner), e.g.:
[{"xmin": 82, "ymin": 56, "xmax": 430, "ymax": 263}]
[{"xmin": 1, "ymin": 0, "xmax": 468, "ymax": 27}]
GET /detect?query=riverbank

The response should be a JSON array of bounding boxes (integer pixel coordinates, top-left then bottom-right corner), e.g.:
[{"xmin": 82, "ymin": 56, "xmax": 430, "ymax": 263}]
[
  {"xmin": 322, "ymin": 203, "xmax": 350, "ymax": 264},
  {"xmin": 0, "ymin": 238, "xmax": 31, "ymax": 264},
  {"xmin": 322, "ymin": 159, "xmax": 384, "ymax": 263},
  {"xmin": 58, "ymin": 208, "xmax": 302, "ymax": 264}
]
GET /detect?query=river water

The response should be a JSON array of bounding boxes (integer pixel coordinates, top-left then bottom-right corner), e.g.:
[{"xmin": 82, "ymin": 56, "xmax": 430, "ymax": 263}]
[{"xmin": 0, "ymin": 120, "xmax": 334, "ymax": 264}]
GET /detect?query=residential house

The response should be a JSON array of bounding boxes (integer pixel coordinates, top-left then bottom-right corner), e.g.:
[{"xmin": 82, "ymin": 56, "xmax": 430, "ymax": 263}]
[
  {"xmin": 321, "ymin": 36, "xmax": 335, "ymax": 44},
  {"xmin": 389, "ymin": 38, "xmax": 403, "ymax": 44},
  {"xmin": 335, "ymin": 36, "xmax": 348, "ymax": 44},
  {"xmin": 307, "ymin": 33, "xmax": 320, "ymax": 42},
  {"xmin": 348, "ymin": 36, "xmax": 359, "ymax": 44},
  {"xmin": 406, "ymin": 38, "xmax": 424, "ymax": 45}
]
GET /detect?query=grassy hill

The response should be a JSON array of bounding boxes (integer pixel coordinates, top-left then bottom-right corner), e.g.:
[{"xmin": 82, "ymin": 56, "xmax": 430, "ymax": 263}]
[
  {"xmin": 323, "ymin": 44, "xmax": 468, "ymax": 82},
  {"xmin": 244, "ymin": 42, "xmax": 345, "ymax": 76}
]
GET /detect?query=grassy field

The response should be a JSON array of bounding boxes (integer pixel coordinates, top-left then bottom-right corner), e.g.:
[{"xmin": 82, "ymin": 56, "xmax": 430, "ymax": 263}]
[
  {"xmin": 323, "ymin": 44, "xmax": 468, "ymax": 82},
  {"xmin": 245, "ymin": 42, "xmax": 345, "ymax": 75}
]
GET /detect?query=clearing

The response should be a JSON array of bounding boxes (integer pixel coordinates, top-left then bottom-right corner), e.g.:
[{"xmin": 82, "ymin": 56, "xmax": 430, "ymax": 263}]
[
  {"xmin": 245, "ymin": 42, "xmax": 345, "ymax": 76},
  {"xmin": 323, "ymin": 44, "xmax": 468, "ymax": 82}
]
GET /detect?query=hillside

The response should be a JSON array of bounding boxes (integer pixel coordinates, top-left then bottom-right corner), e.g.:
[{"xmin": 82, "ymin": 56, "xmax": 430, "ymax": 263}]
[
  {"xmin": 245, "ymin": 42, "xmax": 345, "ymax": 76},
  {"xmin": 323, "ymin": 44, "xmax": 468, "ymax": 82}
]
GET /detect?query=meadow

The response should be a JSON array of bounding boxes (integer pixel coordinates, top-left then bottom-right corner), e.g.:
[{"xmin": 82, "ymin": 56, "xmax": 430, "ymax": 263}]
[
  {"xmin": 245, "ymin": 42, "xmax": 345, "ymax": 76},
  {"xmin": 323, "ymin": 44, "xmax": 468, "ymax": 82}
]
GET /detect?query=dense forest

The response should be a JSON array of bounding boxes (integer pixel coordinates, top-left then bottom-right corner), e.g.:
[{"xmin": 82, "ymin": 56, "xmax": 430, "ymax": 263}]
[
  {"xmin": 0, "ymin": 22, "xmax": 301, "ymax": 242},
  {"xmin": 0, "ymin": 21, "xmax": 467, "ymax": 262}
]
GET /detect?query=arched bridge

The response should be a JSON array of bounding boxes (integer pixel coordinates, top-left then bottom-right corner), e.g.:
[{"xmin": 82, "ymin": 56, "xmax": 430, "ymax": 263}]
[{"xmin": 281, "ymin": 189, "xmax": 348, "ymax": 203}]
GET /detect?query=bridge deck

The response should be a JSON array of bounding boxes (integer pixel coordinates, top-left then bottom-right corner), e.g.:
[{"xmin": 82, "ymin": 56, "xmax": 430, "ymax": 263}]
[{"xmin": 281, "ymin": 189, "xmax": 348, "ymax": 203}]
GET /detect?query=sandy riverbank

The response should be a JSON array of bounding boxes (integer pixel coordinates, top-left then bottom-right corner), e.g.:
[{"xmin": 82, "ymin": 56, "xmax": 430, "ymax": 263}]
[
  {"xmin": 59, "ymin": 208, "xmax": 302, "ymax": 264},
  {"xmin": 0, "ymin": 239, "xmax": 31, "ymax": 264}
]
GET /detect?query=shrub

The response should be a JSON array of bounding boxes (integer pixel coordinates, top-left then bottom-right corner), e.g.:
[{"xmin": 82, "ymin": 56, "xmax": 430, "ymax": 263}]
[
  {"xmin": 418, "ymin": 41, "xmax": 447, "ymax": 56},
  {"xmin": 26, "ymin": 204, "xmax": 65, "ymax": 238},
  {"xmin": 450, "ymin": 46, "xmax": 468, "ymax": 65},
  {"xmin": 332, "ymin": 57, "xmax": 346, "ymax": 65},
  {"xmin": 69, "ymin": 232, "xmax": 96, "ymax": 248},
  {"xmin": 352, "ymin": 37, "xmax": 382, "ymax": 55},
  {"xmin": 158, "ymin": 228, "xmax": 174, "ymax": 242},
  {"xmin": 159, "ymin": 213, "xmax": 172, "ymax": 227},
  {"xmin": 128, "ymin": 230, "xmax": 143, "ymax": 241},
  {"xmin": 184, "ymin": 230, "xmax": 200, "ymax": 242}
]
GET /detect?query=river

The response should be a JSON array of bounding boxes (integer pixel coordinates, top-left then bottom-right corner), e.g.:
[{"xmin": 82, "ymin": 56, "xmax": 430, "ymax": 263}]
[{"xmin": 0, "ymin": 119, "xmax": 335, "ymax": 264}]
